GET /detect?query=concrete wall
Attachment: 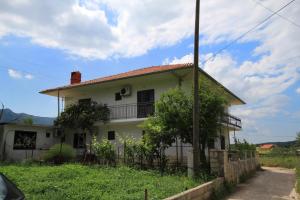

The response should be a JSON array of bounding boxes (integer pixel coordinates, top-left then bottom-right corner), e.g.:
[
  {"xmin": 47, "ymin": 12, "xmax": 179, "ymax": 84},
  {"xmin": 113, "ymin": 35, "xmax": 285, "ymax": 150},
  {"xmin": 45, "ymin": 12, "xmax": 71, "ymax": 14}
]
[
  {"xmin": 175, "ymin": 150, "xmax": 259, "ymax": 200},
  {"xmin": 210, "ymin": 150, "xmax": 259, "ymax": 184},
  {"xmin": 224, "ymin": 151, "xmax": 259, "ymax": 184},
  {"xmin": 0, "ymin": 124, "xmax": 55, "ymax": 161},
  {"xmin": 164, "ymin": 178, "xmax": 224, "ymax": 200}
]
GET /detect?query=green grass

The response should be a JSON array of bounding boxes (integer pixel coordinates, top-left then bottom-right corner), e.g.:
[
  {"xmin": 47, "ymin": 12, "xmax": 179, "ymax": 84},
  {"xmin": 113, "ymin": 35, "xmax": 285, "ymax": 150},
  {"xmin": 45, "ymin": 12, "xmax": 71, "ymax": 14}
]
[
  {"xmin": 0, "ymin": 164, "xmax": 201, "ymax": 200},
  {"xmin": 259, "ymin": 155, "xmax": 300, "ymax": 193},
  {"xmin": 259, "ymin": 155, "xmax": 299, "ymax": 169}
]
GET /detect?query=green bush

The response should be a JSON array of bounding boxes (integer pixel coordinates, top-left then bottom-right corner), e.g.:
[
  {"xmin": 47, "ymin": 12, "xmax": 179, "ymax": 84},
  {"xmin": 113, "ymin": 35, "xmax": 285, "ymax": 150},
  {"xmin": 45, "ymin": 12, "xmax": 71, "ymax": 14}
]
[
  {"xmin": 44, "ymin": 143, "xmax": 75, "ymax": 164},
  {"xmin": 91, "ymin": 137, "xmax": 115, "ymax": 164}
]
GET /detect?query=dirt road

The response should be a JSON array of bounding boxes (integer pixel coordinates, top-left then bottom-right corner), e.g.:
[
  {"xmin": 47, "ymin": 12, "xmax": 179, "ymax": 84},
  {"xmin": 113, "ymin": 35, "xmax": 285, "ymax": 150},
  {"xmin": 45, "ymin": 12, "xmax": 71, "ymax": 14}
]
[{"xmin": 226, "ymin": 167, "xmax": 298, "ymax": 200}]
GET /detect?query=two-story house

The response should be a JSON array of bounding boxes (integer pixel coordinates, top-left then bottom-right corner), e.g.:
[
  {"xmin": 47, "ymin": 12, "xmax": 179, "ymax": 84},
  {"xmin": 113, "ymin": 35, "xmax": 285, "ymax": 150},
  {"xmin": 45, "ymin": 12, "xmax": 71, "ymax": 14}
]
[{"xmin": 40, "ymin": 63, "xmax": 245, "ymax": 161}]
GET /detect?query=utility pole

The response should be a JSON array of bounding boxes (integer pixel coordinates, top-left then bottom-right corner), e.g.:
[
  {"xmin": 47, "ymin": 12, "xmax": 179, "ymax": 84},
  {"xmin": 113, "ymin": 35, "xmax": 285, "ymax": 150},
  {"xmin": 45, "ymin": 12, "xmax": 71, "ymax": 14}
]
[{"xmin": 192, "ymin": 0, "xmax": 201, "ymax": 177}]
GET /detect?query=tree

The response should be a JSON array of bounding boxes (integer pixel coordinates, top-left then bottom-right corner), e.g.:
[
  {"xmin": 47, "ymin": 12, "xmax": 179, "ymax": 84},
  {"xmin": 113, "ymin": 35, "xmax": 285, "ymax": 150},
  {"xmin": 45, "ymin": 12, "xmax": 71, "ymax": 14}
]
[
  {"xmin": 23, "ymin": 117, "xmax": 33, "ymax": 125},
  {"xmin": 55, "ymin": 101, "xmax": 110, "ymax": 163},
  {"xmin": 197, "ymin": 79, "xmax": 227, "ymax": 169},
  {"xmin": 54, "ymin": 101, "xmax": 110, "ymax": 134},
  {"xmin": 142, "ymin": 80, "xmax": 228, "ymax": 171},
  {"xmin": 297, "ymin": 132, "xmax": 300, "ymax": 146}
]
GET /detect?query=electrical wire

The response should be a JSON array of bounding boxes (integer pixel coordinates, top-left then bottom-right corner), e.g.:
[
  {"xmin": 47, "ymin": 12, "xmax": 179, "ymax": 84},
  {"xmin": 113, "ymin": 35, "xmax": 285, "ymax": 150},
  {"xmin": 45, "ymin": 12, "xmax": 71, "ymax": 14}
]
[
  {"xmin": 201, "ymin": 0, "xmax": 296, "ymax": 66},
  {"xmin": 251, "ymin": 0, "xmax": 300, "ymax": 29}
]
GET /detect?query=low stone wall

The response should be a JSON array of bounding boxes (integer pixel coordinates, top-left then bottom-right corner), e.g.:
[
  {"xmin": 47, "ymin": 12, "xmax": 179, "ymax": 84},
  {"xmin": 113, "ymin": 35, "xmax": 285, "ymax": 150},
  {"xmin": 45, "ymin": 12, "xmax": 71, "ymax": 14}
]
[
  {"xmin": 164, "ymin": 178, "xmax": 224, "ymax": 200},
  {"xmin": 224, "ymin": 151, "xmax": 259, "ymax": 184}
]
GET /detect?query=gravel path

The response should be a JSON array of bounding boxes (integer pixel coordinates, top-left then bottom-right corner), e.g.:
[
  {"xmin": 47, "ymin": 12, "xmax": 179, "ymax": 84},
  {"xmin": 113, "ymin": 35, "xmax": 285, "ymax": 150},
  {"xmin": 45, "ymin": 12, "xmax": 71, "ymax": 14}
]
[{"xmin": 226, "ymin": 167, "xmax": 298, "ymax": 200}]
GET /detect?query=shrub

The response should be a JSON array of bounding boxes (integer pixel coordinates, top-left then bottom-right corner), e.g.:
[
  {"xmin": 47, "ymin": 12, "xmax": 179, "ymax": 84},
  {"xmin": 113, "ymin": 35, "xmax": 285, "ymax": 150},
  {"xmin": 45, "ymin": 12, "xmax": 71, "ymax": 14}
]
[
  {"xmin": 91, "ymin": 137, "xmax": 115, "ymax": 164},
  {"xmin": 120, "ymin": 136, "xmax": 157, "ymax": 168},
  {"xmin": 44, "ymin": 144, "xmax": 75, "ymax": 164}
]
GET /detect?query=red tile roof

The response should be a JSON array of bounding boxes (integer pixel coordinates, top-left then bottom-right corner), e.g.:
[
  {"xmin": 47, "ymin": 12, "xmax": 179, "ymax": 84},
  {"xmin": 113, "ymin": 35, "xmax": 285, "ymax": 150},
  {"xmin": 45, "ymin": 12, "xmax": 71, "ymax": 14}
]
[
  {"xmin": 260, "ymin": 144, "xmax": 275, "ymax": 149},
  {"xmin": 40, "ymin": 63, "xmax": 193, "ymax": 94}
]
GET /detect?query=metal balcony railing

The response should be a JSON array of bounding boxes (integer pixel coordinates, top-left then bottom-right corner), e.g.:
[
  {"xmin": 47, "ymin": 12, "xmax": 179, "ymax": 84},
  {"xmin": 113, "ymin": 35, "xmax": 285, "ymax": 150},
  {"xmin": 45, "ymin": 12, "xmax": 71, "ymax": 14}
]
[
  {"xmin": 221, "ymin": 113, "xmax": 242, "ymax": 129},
  {"xmin": 108, "ymin": 103, "xmax": 154, "ymax": 120},
  {"xmin": 108, "ymin": 103, "xmax": 242, "ymax": 129}
]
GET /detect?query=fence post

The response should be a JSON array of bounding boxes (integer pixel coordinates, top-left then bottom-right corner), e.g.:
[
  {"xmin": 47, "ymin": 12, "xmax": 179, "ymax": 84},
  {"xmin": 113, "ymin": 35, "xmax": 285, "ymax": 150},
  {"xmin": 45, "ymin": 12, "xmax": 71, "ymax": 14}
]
[
  {"xmin": 144, "ymin": 189, "xmax": 148, "ymax": 200},
  {"xmin": 117, "ymin": 146, "xmax": 120, "ymax": 164},
  {"xmin": 223, "ymin": 151, "xmax": 229, "ymax": 181},
  {"xmin": 124, "ymin": 141, "xmax": 126, "ymax": 164}
]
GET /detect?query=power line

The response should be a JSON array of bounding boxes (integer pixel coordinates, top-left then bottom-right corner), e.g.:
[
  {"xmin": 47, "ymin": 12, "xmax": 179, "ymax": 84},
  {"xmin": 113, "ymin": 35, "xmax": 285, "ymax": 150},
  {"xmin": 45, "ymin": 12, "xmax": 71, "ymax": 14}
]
[
  {"xmin": 251, "ymin": 0, "xmax": 300, "ymax": 29},
  {"xmin": 201, "ymin": 0, "xmax": 296, "ymax": 66}
]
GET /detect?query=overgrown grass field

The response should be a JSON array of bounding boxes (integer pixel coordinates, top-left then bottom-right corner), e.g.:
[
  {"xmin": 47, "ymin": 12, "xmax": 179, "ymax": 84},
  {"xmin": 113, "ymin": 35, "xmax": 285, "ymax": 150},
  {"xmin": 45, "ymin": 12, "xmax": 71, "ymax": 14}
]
[
  {"xmin": 0, "ymin": 164, "xmax": 201, "ymax": 200},
  {"xmin": 259, "ymin": 155, "xmax": 300, "ymax": 193},
  {"xmin": 259, "ymin": 156, "xmax": 299, "ymax": 169}
]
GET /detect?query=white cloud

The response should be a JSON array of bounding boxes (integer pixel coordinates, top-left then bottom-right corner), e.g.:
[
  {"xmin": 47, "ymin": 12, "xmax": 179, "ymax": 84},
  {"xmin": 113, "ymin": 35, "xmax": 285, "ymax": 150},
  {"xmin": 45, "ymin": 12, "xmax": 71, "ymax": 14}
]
[
  {"xmin": 24, "ymin": 74, "xmax": 34, "ymax": 80},
  {"xmin": 1, "ymin": 0, "xmax": 298, "ymax": 60},
  {"xmin": 8, "ymin": 69, "xmax": 22, "ymax": 79},
  {"xmin": 163, "ymin": 53, "xmax": 193, "ymax": 65},
  {"xmin": 296, "ymin": 88, "xmax": 300, "ymax": 94},
  {"xmin": 7, "ymin": 69, "xmax": 34, "ymax": 80}
]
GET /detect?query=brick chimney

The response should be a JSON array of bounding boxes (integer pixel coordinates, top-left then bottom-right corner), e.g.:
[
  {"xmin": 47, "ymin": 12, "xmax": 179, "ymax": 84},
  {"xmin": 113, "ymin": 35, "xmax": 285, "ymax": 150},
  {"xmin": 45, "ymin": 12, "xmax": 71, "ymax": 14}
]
[{"xmin": 70, "ymin": 71, "xmax": 81, "ymax": 84}]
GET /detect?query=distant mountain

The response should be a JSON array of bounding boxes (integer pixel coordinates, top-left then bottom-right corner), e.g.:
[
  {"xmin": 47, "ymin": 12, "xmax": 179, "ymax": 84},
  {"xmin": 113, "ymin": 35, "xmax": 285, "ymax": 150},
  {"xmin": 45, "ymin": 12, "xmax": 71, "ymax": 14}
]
[
  {"xmin": 0, "ymin": 109, "xmax": 54, "ymax": 126},
  {"xmin": 256, "ymin": 141, "xmax": 297, "ymax": 148}
]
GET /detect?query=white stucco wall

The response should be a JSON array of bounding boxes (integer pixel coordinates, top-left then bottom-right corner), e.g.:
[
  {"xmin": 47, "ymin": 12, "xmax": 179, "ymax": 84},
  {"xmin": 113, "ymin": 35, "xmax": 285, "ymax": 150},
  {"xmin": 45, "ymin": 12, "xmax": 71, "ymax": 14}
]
[
  {"xmin": 0, "ymin": 124, "xmax": 55, "ymax": 161},
  {"xmin": 63, "ymin": 69, "xmax": 193, "ymax": 108}
]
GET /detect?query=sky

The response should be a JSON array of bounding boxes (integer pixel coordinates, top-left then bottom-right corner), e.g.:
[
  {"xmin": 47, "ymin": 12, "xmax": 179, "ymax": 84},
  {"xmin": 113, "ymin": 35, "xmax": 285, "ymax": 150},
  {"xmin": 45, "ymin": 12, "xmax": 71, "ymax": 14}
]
[{"xmin": 0, "ymin": 0, "xmax": 299, "ymax": 144}]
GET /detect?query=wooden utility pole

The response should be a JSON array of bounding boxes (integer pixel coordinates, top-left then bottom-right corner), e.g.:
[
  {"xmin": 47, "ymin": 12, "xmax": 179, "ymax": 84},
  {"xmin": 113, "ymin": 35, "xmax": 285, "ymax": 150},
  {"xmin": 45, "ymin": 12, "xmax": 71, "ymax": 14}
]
[{"xmin": 192, "ymin": 0, "xmax": 201, "ymax": 177}]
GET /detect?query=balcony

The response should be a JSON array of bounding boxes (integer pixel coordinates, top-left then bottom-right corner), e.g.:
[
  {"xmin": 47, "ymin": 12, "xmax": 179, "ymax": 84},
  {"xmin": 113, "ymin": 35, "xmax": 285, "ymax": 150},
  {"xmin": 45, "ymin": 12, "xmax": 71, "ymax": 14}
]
[
  {"xmin": 108, "ymin": 103, "xmax": 242, "ymax": 129},
  {"xmin": 108, "ymin": 103, "xmax": 154, "ymax": 120},
  {"xmin": 221, "ymin": 113, "xmax": 242, "ymax": 129}
]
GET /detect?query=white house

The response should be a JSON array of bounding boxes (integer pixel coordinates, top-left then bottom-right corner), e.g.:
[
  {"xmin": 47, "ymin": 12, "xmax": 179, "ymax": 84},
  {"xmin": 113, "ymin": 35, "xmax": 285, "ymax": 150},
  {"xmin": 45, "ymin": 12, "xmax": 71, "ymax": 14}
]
[
  {"xmin": 0, "ymin": 63, "xmax": 244, "ymax": 162},
  {"xmin": 0, "ymin": 123, "xmax": 55, "ymax": 161},
  {"xmin": 40, "ymin": 63, "xmax": 245, "ymax": 162}
]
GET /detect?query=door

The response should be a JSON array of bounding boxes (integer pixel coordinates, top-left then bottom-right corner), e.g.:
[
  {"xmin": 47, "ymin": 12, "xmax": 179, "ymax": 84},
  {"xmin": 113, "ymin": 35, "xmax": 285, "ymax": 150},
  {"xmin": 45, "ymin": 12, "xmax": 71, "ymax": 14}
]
[
  {"xmin": 220, "ymin": 136, "xmax": 226, "ymax": 150},
  {"xmin": 137, "ymin": 89, "xmax": 154, "ymax": 118}
]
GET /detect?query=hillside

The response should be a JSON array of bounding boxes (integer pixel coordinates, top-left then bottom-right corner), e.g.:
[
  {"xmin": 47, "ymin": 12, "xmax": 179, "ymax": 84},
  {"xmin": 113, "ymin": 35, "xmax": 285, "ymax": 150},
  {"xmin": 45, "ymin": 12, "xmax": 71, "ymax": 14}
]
[{"xmin": 0, "ymin": 109, "xmax": 54, "ymax": 126}]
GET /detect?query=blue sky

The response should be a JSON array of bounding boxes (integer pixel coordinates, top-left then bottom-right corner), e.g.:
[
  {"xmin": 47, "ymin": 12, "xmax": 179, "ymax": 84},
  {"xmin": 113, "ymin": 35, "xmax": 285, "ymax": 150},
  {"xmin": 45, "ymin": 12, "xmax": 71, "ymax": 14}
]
[{"xmin": 0, "ymin": 0, "xmax": 299, "ymax": 143}]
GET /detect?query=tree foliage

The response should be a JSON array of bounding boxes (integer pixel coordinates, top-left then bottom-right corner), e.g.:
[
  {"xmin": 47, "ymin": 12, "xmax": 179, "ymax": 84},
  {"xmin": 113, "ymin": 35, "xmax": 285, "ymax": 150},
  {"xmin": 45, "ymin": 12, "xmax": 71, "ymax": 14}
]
[
  {"xmin": 297, "ymin": 132, "xmax": 300, "ymax": 146},
  {"xmin": 140, "ymin": 88, "xmax": 192, "ymax": 164},
  {"xmin": 141, "ymin": 79, "xmax": 228, "ymax": 168},
  {"xmin": 54, "ymin": 101, "xmax": 110, "ymax": 134},
  {"xmin": 23, "ymin": 117, "xmax": 33, "ymax": 125},
  {"xmin": 91, "ymin": 136, "xmax": 115, "ymax": 164}
]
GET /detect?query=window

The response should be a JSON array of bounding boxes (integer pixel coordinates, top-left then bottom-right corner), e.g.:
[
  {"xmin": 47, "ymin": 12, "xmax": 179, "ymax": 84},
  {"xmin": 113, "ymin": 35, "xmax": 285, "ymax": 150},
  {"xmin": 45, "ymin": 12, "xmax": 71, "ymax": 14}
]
[
  {"xmin": 137, "ymin": 89, "xmax": 155, "ymax": 118},
  {"xmin": 115, "ymin": 92, "xmax": 122, "ymax": 101},
  {"xmin": 73, "ymin": 133, "xmax": 86, "ymax": 148},
  {"xmin": 13, "ymin": 131, "xmax": 37, "ymax": 150},
  {"xmin": 46, "ymin": 132, "xmax": 51, "ymax": 138},
  {"xmin": 108, "ymin": 131, "xmax": 115, "ymax": 140},
  {"xmin": 78, "ymin": 98, "xmax": 91, "ymax": 105}
]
